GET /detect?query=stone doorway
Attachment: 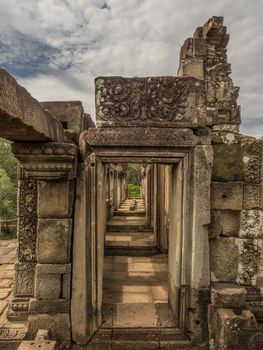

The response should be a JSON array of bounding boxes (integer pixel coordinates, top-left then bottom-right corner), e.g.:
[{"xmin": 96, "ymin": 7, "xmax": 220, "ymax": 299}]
[
  {"xmin": 71, "ymin": 145, "xmax": 212, "ymax": 348},
  {"xmin": 103, "ymin": 162, "xmax": 174, "ymax": 334}
]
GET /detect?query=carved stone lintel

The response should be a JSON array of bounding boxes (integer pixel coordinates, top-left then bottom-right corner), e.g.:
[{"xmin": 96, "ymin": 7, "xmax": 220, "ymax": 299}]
[
  {"xmin": 12, "ymin": 142, "xmax": 78, "ymax": 180},
  {"xmin": 85, "ymin": 127, "xmax": 197, "ymax": 148},
  {"xmin": 95, "ymin": 76, "xmax": 209, "ymax": 127},
  {"xmin": 13, "ymin": 263, "xmax": 35, "ymax": 297}
]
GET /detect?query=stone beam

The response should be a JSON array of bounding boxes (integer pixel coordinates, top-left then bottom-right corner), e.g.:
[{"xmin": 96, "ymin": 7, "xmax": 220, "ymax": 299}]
[
  {"xmin": 0, "ymin": 69, "xmax": 64, "ymax": 142},
  {"xmin": 41, "ymin": 101, "xmax": 84, "ymax": 134},
  {"xmin": 85, "ymin": 127, "xmax": 197, "ymax": 148}
]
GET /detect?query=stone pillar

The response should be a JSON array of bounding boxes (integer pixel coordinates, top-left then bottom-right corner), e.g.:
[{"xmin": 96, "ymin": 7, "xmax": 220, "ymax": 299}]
[
  {"xmin": 9, "ymin": 142, "xmax": 77, "ymax": 346},
  {"xmin": 185, "ymin": 145, "xmax": 213, "ymax": 345}
]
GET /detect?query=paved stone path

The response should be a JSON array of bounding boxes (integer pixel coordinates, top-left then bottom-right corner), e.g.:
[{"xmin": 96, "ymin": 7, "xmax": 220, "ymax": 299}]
[
  {"xmin": 0, "ymin": 239, "xmax": 17, "ymax": 326},
  {"xmin": 103, "ymin": 198, "xmax": 176, "ymax": 329}
]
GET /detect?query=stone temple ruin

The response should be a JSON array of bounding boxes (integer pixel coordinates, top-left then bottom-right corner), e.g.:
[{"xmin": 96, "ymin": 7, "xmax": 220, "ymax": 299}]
[{"xmin": 0, "ymin": 16, "xmax": 263, "ymax": 350}]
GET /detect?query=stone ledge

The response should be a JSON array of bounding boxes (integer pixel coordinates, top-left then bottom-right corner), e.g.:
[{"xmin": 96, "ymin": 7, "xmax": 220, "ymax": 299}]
[{"xmin": 0, "ymin": 68, "xmax": 64, "ymax": 142}]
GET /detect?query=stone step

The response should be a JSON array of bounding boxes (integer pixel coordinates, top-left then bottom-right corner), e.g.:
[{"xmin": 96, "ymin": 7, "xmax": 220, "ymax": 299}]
[
  {"xmin": 86, "ymin": 327, "xmax": 194, "ymax": 349},
  {"xmin": 114, "ymin": 211, "xmax": 145, "ymax": 217},
  {"xmin": 105, "ymin": 245, "xmax": 160, "ymax": 256},
  {"xmin": 107, "ymin": 224, "xmax": 152, "ymax": 232}
]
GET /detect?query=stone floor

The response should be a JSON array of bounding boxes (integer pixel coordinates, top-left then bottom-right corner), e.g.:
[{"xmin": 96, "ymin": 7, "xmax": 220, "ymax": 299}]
[
  {"xmin": 102, "ymin": 254, "xmax": 176, "ymax": 328},
  {"xmin": 103, "ymin": 198, "xmax": 176, "ymax": 329},
  {"xmin": 0, "ymin": 239, "xmax": 16, "ymax": 327}
]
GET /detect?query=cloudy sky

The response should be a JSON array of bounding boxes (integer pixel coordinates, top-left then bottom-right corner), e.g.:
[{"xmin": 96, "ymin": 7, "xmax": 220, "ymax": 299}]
[{"xmin": 0, "ymin": 0, "xmax": 262, "ymax": 136}]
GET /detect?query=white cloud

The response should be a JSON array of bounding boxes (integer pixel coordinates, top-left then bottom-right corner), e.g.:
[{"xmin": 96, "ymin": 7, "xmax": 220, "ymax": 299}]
[{"xmin": 0, "ymin": 0, "xmax": 262, "ymax": 135}]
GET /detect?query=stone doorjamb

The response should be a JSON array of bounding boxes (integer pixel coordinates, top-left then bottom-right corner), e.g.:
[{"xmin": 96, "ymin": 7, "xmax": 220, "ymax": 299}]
[{"xmin": 71, "ymin": 137, "xmax": 212, "ymax": 345}]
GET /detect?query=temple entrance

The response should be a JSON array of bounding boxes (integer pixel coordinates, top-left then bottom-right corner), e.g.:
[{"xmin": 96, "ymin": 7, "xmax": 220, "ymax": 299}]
[
  {"xmin": 102, "ymin": 163, "xmax": 175, "ymax": 332},
  {"xmin": 71, "ymin": 144, "xmax": 212, "ymax": 347}
]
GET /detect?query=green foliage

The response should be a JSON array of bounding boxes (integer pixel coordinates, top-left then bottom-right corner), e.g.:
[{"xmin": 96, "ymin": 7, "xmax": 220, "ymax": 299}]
[
  {"xmin": 0, "ymin": 139, "xmax": 17, "ymax": 183},
  {"xmin": 128, "ymin": 184, "xmax": 140, "ymax": 198},
  {"xmin": 127, "ymin": 164, "xmax": 141, "ymax": 186},
  {"xmin": 0, "ymin": 139, "xmax": 17, "ymax": 223}
]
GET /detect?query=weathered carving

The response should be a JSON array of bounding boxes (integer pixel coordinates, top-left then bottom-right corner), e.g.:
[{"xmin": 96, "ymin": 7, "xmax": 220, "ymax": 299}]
[
  {"xmin": 242, "ymin": 139, "xmax": 262, "ymax": 184},
  {"xmin": 12, "ymin": 142, "xmax": 77, "ymax": 157},
  {"xmin": 239, "ymin": 210, "xmax": 262, "ymax": 239},
  {"xmin": 237, "ymin": 239, "xmax": 262, "ymax": 286},
  {"xmin": 0, "ymin": 328, "xmax": 26, "ymax": 340},
  {"xmin": 96, "ymin": 76, "xmax": 207, "ymax": 127},
  {"xmin": 12, "ymin": 142, "xmax": 78, "ymax": 180},
  {"xmin": 17, "ymin": 178, "xmax": 37, "ymax": 262},
  {"xmin": 13, "ymin": 263, "xmax": 35, "ymax": 297},
  {"xmin": 85, "ymin": 127, "xmax": 196, "ymax": 148},
  {"xmin": 243, "ymin": 185, "xmax": 261, "ymax": 209},
  {"xmin": 18, "ymin": 178, "xmax": 37, "ymax": 217}
]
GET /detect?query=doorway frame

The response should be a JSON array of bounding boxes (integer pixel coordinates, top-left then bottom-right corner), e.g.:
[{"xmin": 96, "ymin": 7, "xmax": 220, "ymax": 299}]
[{"xmin": 71, "ymin": 141, "xmax": 212, "ymax": 345}]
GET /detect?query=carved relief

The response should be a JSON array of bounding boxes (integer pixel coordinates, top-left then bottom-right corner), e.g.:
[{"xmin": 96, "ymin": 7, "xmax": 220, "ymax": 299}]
[
  {"xmin": 96, "ymin": 77, "xmax": 206, "ymax": 127},
  {"xmin": 243, "ymin": 185, "xmax": 261, "ymax": 209},
  {"xmin": 237, "ymin": 239, "xmax": 262, "ymax": 286},
  {"xmin": 12, "ymin": 142, "xmax": 77, "ymax": 157},
  {"xmin": 242, "ymin": 139, "xmax": 262, "ymax": 184},
  {"xmin": 0, "ymin": 328, "xmax": 26, "ymax": 340},
  {"xmin": 239, "ymin": 210, "xmax": 262, "ymax": 239},
  {"xmin": 17, "ymin": 178, "xmax": 37, "ymax": 262},
  {"xmin": 13, "ymin": 263, "xmax": 35, "ymax": 297},
  {"xmin": 206, "ymin": 64, "xmax": 240, "ymax": 124},
  {"xmin": 18, "ymin": 178, "xmax": 37, "ymax": 217}
]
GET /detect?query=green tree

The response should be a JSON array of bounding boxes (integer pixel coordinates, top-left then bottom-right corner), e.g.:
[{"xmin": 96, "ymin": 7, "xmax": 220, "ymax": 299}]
[
  {"xmin": 127, "ymin": 165, "xmax": 141, "ymax": 186},
  {"xmin": 0, "ymin": 139, "xmax": 17, "ymax": 183},
  {"xmin": 0, "ymin": 168, "xmax": 17, "ymax": 219},
  {"xmin": 0, "ymin": 138, "xmax": 17, "ymax": 220}
]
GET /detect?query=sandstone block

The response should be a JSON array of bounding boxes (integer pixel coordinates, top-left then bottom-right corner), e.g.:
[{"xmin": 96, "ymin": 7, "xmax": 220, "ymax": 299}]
[
  {"xmin": 208, "ymin": 306, "xmax": 257, "ymax": 350},
  {"xmin": 211, "ymin": 182, "xmax": 243, "ymax": 210},
  {"xmin": 212, "ymin": 125, "xmax": 240, "ymax": 133},
  {"xmin": 37, "ymin": 219, "xmax": 72, "ymax": 263},
  {"xmin": 212, "ymin": 132, "xmax": 240, "ymax": 144},
  {"xmin": 239, "ymin": 210, "xmax": 262, "ymax": 238},
  {"xmin": 210, "ymin": 238, "xmax": 239, "ymax": 283},
  {"xmin": 212, "ymin": 144, "xmax": 243, "ymax": 182},
  {"xmin": 243, "ymin": 185, "xmax": 261, "ymax": 209},
  {"xmin": 211, "ymin": 287, "xmax": 247, "ymax": 308},
  {"xmin": 210, "ymin": 210, "xmax": 240, "ymax": 238},
  {"xmin": 35, "ymin": 273, "xmax": 61, "ymax": 300},
  {"xmin": 221, "ymin": 210, "xmax": 240, "ymax": 236},
  {"xmin": 237, "ymin": 239, "xmax": 262, "ymax": 285},
  {"xmin": 62, "ymin": 273, "xmax": 71, "ymax": 300},
  {"xmin": 249, "ymin": 332, "xmax": 263, "ymax": 350},
  {"xmin": 210, "ymin": 210, "xmax": 221, "ymax": 238},
  {"xmin": 38, "ymin": 180, "xmax": 74, "ymax": 218},
  {"xmin": 241, "ymin": 137, "xmax": 262, "ymax": 185},
  {"xmin": 27, "ymin": 314, "xmax": 71, "ymax": 344},
  {"xmin": 29, "ymin": 299, "xmax": 70, "ymax": 313},
  {"xmin": 18, "ymin": 340, "xmax": 56, "ymax": 350},
  {"xmin": 36, "ymin": 263, "xmax": 71, "ymax": 275},
  {"xmin": 0, "ymin": 68, "xmax": 64, "ymax": 142}
]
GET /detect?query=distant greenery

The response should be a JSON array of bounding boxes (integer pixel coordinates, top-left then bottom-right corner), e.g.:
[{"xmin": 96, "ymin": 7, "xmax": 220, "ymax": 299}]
[
  {"xmin": 127, "ymin": 165, "xmax": 141, "ymax": 186},
  {"xmin": 0, "ymin": 139, "xmax": 17, "ymax": 238},
  {"xmin": 128, "ymin": 184, "xmax": 140, "ymax": 198}
]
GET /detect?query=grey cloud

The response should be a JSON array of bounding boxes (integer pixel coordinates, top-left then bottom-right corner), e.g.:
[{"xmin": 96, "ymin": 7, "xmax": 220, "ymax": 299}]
[{"xmin": 0, "ymin": 0, "xmax": 262, "ymax": 136}]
